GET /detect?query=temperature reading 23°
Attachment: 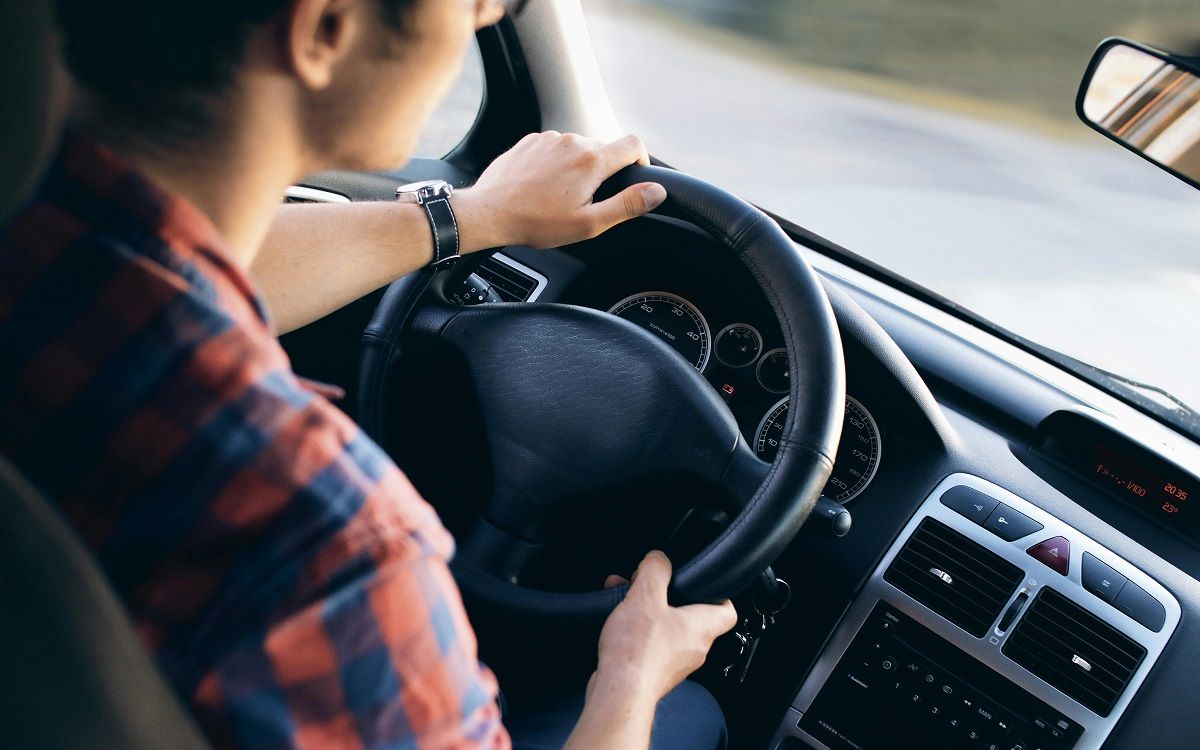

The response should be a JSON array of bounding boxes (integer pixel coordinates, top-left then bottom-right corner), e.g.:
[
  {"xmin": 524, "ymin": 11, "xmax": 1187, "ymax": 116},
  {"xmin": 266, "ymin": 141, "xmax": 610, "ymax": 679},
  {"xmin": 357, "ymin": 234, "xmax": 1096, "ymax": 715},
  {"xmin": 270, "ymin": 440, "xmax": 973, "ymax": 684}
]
[{"xmin": 755, "ymin": 395, "xmax": 882, "ymax": 503}]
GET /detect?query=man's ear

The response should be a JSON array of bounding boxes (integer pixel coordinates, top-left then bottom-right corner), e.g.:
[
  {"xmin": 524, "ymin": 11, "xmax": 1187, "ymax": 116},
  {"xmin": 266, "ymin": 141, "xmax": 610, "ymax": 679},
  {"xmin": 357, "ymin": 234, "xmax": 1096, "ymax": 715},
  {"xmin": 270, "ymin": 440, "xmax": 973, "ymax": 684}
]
[{"xmin": 286, "ymin": 0, "xmax": 359, "ymax": 90}]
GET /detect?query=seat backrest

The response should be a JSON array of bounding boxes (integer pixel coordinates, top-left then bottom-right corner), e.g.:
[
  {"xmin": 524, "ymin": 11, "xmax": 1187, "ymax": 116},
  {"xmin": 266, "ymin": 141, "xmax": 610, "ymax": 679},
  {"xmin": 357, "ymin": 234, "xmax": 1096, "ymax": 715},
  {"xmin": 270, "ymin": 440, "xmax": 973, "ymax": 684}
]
[
  {"xmin": 0, "ymin": 453, "xmax": 211, "ymax": 749},
  {"xmin": 0, "ymin": 8, "xmax": 211, "ymax": 747}
]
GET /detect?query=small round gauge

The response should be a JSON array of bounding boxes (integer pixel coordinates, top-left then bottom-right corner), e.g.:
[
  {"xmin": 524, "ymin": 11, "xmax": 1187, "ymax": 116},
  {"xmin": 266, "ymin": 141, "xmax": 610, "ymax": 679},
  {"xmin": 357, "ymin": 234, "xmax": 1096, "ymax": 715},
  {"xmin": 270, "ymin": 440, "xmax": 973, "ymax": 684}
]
[
  {"xmin": 756, "ymin": 348, "xmax": 790, "ymax": 393},
  {"xmin": 754, "ymin": 395, "xmax": 882, "ymax": 504},
  {"xmin": 607, "ymin": 291, "xmax": 711, "ymax": 371},
  {"xmin": 714, "ymin": 324, "xmax": 763, "ymax": 368}
]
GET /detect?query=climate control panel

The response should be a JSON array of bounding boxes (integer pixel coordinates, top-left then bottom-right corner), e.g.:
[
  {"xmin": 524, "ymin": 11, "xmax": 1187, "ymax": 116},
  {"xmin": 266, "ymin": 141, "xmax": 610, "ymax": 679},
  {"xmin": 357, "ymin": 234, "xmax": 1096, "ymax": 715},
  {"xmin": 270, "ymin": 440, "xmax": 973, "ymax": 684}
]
[{"xmin": 771, "ymin": 474, "xmax": 1180, "ymax": 750}]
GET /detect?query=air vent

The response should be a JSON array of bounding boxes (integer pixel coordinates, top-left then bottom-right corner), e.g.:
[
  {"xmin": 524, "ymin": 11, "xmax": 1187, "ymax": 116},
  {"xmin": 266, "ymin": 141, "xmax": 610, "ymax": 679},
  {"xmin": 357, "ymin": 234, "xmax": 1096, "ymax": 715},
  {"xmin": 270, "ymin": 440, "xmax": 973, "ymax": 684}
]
[
  {"xmin": 884, "ymin": 517, "xmax": 1024, "ymax": 637},
  {"xmin": 283, "ymin": 186, "xmax": 350, "ymax": 204},
  {"xmin": 477, "ymin": 255, "xmax": 544, "ymax": 302},
  {"xmin": 1003, "ymin": 587, "xmax": 1146, "ymax": 717}
]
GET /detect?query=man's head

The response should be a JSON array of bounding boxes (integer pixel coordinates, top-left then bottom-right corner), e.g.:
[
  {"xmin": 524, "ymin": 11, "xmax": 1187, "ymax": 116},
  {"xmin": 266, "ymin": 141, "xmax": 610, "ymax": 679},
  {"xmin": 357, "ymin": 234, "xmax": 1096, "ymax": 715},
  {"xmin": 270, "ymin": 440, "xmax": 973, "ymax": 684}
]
[{"xmin": 54, "ymin": 0, "xmax": 504, "ymax": 173}]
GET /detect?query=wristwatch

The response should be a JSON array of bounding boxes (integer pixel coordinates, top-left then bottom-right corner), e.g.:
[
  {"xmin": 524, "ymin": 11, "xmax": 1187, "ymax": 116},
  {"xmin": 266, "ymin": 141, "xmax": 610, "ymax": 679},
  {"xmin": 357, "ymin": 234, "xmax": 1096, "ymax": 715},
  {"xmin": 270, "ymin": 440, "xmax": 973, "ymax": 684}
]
[{"xmin": 396, "ymin": 179, "xmax": 461, "ymax": 269}]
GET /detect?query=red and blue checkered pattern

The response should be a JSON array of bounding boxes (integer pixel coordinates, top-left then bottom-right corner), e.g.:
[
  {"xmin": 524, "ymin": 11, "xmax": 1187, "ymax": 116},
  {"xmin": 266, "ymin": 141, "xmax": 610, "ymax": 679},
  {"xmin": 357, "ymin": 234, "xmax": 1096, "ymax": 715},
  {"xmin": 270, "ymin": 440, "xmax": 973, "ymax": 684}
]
[{"xmin": 0, "ymin": 133, "xmax": 509, "ymax": 749}]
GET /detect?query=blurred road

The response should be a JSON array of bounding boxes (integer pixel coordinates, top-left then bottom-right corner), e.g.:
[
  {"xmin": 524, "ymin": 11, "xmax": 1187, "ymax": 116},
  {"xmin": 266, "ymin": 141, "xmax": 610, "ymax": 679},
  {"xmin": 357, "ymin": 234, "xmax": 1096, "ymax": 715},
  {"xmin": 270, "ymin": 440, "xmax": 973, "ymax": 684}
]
[{"xmin": 583, "ymin": 11, "xmax": 1200, "ymax": 410}]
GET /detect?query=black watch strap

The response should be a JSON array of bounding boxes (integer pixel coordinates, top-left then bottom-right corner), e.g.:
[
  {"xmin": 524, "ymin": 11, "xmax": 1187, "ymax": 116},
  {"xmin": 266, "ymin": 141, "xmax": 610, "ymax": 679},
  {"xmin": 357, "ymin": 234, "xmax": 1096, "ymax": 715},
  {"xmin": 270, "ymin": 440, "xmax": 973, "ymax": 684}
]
[{"xmin": 423, "ymin": 196, "xmax": 461, "ymax": 268}]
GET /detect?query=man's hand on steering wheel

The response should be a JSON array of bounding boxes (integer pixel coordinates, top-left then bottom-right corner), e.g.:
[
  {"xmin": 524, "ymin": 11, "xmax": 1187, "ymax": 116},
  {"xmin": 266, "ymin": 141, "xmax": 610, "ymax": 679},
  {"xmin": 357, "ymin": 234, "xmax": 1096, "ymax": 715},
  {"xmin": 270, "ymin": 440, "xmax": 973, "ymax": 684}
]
[
  {"xmin": 597, "ymin": 551, "xmax": 738, "ymax": 700},
  {"xmin": 455, "ymin": 131, "xmax": 669, "ymax": 251},
  {"xmin": 563, "ymin": 552, "xmax": 738, "ymax": 750}
]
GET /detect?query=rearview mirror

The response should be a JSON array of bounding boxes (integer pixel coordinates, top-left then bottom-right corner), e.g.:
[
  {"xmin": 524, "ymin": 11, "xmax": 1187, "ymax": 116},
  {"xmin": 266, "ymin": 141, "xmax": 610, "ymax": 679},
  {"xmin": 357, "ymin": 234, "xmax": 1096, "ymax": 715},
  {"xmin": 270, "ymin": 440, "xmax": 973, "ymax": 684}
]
[{"xmin": 1078, "ymin": 38, "xmax": 1200, "ymax": 190}]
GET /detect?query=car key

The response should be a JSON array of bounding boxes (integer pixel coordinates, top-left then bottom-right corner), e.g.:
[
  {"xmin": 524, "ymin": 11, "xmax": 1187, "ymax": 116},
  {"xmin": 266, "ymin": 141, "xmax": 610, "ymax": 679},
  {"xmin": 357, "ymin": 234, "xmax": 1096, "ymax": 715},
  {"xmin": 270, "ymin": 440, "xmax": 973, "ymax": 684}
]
[
  {"xmin": 723, "ymin": 576, "xmax": 791, "ymax": 683},
  {"xmin": 726, "ymin": 610, "xmax": 770, "ymax": 683}
]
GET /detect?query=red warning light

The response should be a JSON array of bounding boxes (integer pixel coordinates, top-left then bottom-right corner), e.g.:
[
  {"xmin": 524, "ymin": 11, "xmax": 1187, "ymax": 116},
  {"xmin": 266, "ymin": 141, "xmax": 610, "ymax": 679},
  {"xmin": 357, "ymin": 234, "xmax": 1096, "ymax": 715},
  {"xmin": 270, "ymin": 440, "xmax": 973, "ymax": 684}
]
[{"xmin": 721, "ymin": 384, "xmax": 735, "ymax": 396}]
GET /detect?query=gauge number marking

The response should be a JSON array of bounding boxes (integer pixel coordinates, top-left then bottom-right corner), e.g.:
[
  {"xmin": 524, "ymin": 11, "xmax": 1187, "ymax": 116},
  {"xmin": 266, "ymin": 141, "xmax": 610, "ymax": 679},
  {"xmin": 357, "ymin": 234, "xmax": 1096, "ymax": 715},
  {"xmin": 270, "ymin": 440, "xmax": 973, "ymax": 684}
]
[
  {"xmin": 607, "ymin": 292, "xmax": 712, "ymax": 371},
  {"xmin": 754, "ymin": 395, "xmax": 882, "ymax": 503}
]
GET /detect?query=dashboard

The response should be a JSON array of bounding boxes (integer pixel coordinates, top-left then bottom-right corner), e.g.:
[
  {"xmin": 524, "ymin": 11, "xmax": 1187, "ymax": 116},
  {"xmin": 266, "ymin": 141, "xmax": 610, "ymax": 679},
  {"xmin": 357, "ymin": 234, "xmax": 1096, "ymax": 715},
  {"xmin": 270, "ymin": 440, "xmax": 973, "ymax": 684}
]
[
  {"xmin": 599, "ymin": 289, "xmax": 881, "ymax": 504},
  {"xmin": 282, "ymin": 175, "xmax": 1200, "ymax": 750},
  {"xmin": 437, "ymin": 224, "xmax": 1194, "ymax": 750}
]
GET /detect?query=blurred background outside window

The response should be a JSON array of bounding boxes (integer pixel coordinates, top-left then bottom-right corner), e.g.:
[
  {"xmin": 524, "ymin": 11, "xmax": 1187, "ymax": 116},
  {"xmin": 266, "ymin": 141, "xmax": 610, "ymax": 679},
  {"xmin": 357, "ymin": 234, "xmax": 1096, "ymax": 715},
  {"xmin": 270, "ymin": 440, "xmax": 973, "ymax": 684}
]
[
  {"xmin": 413, "ymin": 42, "xmax": 484, "ymax": 158},
  {"xmin": 579, "ymin": 0, "xmax": 1200, "ymax": 410}
]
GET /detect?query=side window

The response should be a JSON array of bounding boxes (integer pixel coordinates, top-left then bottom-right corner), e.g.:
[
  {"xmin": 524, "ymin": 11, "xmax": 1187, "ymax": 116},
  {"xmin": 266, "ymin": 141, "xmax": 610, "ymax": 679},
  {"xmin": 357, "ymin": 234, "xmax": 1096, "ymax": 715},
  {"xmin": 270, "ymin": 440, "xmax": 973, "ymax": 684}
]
[{"xmin": 413, "ymin": 42, "xmax": 484, "ymax": 158}]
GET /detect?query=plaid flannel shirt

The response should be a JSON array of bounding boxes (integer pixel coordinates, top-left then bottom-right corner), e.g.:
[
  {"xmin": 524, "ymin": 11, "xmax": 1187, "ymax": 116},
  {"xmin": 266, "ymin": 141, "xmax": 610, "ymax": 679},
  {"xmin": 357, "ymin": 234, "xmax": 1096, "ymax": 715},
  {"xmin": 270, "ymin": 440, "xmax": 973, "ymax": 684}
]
[{"xmin": 0, "ymin": 133, "xmax": 509, "ymax": 750}]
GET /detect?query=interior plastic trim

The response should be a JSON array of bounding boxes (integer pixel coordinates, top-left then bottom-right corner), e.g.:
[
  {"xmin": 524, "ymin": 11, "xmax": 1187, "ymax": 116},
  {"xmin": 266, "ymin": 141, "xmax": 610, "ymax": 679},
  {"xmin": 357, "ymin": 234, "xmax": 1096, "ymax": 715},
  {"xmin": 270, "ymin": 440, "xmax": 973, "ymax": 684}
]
[{"xmin": 770, "ymin": 472, "xmax": 1181, "ymax": 750}]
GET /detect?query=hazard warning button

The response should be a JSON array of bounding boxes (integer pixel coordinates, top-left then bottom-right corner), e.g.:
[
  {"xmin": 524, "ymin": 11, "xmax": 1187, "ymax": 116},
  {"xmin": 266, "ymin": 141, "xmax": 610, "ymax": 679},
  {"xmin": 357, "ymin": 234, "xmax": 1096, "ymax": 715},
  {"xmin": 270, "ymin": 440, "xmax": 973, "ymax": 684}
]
[{"xmin": 1027, "ymin": 536, "xmax": 1070, "ymax": 576}]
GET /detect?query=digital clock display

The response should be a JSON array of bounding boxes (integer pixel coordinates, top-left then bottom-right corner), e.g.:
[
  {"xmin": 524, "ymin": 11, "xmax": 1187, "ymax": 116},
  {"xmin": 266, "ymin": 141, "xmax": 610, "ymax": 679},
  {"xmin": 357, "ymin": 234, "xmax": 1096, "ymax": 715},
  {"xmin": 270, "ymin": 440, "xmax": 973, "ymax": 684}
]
[{"xmin": 1087, "ymin": 442, "xmax": 1195, "ymax": 523}]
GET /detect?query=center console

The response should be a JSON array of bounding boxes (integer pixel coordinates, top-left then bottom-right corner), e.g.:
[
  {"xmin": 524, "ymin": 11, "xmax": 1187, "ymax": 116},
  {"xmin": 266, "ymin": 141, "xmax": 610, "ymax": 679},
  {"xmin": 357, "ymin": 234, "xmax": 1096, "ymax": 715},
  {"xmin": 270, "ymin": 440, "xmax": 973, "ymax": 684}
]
[{"xmin": 770, "ymin": 474, "xmax": 1179, "ymax": 750}]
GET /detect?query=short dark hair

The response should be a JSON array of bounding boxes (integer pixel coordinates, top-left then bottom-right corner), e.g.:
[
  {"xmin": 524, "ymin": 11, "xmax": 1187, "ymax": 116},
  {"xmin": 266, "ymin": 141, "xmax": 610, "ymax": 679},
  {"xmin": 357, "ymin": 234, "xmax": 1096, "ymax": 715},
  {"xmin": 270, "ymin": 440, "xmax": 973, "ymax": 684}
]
[{"xmin": 53, "ymin": 1, "xmax": 415, "ymax": 140}]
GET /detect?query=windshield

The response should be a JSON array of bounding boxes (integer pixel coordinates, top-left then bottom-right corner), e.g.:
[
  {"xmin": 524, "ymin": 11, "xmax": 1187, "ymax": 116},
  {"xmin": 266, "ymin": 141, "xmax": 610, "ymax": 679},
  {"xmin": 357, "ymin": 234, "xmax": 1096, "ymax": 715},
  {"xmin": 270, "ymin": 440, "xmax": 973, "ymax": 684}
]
[{"xmin": 582, "ymin": 0, "xmax": 1200, "ymax": 414}]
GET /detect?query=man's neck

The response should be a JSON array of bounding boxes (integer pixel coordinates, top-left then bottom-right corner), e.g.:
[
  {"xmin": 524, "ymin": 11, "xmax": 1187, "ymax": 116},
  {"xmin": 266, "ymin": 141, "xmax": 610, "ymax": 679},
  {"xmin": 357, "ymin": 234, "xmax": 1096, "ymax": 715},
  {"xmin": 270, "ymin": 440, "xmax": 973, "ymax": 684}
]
[{"xmin": 77, "ymin": 90, "xmax": 307, "ymax": 270}]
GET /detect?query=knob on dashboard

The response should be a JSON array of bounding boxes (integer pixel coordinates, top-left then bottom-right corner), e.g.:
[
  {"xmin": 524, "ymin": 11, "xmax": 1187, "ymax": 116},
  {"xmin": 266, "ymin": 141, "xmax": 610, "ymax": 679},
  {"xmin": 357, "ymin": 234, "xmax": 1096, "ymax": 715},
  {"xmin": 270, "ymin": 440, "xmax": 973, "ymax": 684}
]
[{"xmin": 807, "ymin": 495, "xmax": 852, "ymax": 537}]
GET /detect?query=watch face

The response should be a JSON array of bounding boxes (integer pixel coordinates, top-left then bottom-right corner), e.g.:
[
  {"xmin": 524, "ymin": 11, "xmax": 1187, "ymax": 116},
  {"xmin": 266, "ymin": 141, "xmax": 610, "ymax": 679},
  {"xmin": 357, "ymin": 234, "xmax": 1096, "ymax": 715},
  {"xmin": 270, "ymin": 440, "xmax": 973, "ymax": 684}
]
[
  {"xmin": 396, "ymin": 179, "xmax": 445, "ymax": 193},
  {"xmin": 396, "ymin": 180, "xmax": 452, "ymax": 202}
]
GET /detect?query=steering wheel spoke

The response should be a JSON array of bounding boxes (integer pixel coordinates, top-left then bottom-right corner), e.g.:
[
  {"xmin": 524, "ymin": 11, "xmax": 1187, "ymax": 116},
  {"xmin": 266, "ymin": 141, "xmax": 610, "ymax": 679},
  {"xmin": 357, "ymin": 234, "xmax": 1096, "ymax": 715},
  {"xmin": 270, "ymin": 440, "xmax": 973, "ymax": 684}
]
[
  {"xmin": 456, "ymin": 515, "xmax": 542, "ymax": 585},
  {"xmin": 719, "ymin": 438, "xmax": 773, "ymax": 509}
]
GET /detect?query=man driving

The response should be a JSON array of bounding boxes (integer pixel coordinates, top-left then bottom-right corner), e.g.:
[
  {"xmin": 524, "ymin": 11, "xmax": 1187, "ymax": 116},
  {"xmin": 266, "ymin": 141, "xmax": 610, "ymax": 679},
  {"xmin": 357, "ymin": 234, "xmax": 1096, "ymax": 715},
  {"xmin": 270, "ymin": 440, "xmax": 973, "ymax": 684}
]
[{"xmin": 0, "ymin": 0, "xmax": 736, "ymax": 747}]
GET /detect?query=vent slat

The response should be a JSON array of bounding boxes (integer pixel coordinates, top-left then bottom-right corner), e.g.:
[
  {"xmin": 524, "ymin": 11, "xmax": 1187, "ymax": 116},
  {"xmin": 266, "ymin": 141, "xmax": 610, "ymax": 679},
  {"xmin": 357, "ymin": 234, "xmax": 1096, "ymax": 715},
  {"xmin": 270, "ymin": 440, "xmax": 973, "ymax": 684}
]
[
  {"xmin": 905, "ymin": 540, "xmax": 1014, "ymax": 597},
  {"xmin": 1015, "ymin": 619, "xmax": 1127, "ymax": 684},
  {"xmin": 890, "ymin": 555, "xmax": 1006, "ymax": 611},
  {"xmin": 1004, "ymin": 641, "xmax": 1119, "ymax": 706},
  {"xmin": 1021, "ymin": 610, "xmax": 1142, "ymax": 674},
  {"xmin": 917, "ymin": 525, "xmax": 1021, "ymax": 582},
  {"xmin": 887, "ymin": 568, "xmax": 994, "ymax": 632},
  {"xmin": 884, "ymin": 518, "xmax": 1023, "ymax": 638},
  {"xmin": 1035, "ymin": 595, "xmax": 1146, "ymax": 664},
  {"xmin": 1003, "ymin": 587, "xmax": 1146, "ymax": 717},
  {"xmin": 478, "ymin": 258, "xmax": 538, "ymax": 302}
]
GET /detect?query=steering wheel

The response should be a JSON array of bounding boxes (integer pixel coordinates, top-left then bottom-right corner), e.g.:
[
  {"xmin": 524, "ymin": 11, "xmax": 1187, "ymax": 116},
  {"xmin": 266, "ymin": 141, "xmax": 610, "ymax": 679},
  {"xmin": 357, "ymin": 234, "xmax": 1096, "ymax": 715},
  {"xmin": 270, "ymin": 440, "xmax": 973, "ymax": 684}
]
[{"xmin": 359, "ymin": 165, "xmax": 845, "ymax": 622}]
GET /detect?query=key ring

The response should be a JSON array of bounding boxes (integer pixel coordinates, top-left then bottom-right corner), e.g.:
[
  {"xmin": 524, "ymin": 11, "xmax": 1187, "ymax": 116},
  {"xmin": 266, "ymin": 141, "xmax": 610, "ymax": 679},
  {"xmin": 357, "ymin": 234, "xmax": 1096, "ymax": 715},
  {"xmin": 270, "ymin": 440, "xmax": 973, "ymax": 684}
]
[{"xmin": 752, "ymin": 576, "xmax": 792, "ymax": 618}]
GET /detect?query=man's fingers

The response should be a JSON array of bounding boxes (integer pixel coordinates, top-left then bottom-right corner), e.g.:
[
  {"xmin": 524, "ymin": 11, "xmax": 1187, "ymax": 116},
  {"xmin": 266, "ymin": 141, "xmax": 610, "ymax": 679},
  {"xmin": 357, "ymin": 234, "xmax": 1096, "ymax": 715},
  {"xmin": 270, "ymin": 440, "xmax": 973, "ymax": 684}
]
[
  {"xmin": 604, "ymin": 574, "xmax": 630, "ymax": 589},
  {"xmin": 588, "ymin": 182, "xmax": 667, "ymax": 234},
  {"xmin": 630, "ymin": 550, "xmax": 673, "ymax": 597},
  {"xmin": 597, "ymin": 133, "xmax": 651, "ymax": 170},
  {"xmin": 683, "ymin": 599, "xmax": 740, "ymax": 639}
]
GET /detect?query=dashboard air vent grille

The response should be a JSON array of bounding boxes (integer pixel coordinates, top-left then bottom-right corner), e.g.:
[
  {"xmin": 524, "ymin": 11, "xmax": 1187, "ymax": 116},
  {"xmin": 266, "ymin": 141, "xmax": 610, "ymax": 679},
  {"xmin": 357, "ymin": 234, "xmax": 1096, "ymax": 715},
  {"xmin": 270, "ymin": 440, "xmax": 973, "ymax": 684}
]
[
  {"xmin": 1003, "ymin": 587, "xmax": 1146, "ymax": 716},
  {"xmin": 282, "ymin": 186, "xmax": 350, "ymax": 204},
  {"xmin": 477, "ymin": 257, "xmax": 540, "ymax": 302},
  {"xmin": 884, "ymin": 517, "xmax": 1023, "ymax": 637}
]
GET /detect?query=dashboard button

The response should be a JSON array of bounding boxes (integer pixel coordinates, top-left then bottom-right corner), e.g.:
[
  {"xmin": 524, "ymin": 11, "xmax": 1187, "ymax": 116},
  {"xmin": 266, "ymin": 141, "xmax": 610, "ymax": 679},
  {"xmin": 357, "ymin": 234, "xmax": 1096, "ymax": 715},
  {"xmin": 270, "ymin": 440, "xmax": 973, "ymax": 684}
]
[
  {"xmin": 941, "ymin": 485, "xmax": 1000, "ymax": 524},
  {"xmin": 1114, "ymin": 581, "xmax": 1167, "ymax": 632},
  {"xmin": 983, "ymin": 503, "xmax": 1044, "ymax": 541},
  {"xmin": 1081, "ymin": 552, "xmax": 1127, "ymax": 603},
  {"xmin": 1026, "ymin": 537, "xmax": 1070, "ymax": 575}
]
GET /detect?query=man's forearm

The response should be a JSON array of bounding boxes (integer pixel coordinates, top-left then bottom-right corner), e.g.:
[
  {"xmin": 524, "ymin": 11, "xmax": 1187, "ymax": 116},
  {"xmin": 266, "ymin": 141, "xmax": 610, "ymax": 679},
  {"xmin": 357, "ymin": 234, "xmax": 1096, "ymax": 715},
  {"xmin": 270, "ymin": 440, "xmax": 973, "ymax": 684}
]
[
  {"xmin": 563, "ymin": 672, "xmax": 657, "ymax": 750},
  {"xmin": 251, "ymin": 191, "xmax": 501, "ymax": 334},
  {"xmin": 252, "ymin": 132, "xmax": 665, "ymax": 335}
]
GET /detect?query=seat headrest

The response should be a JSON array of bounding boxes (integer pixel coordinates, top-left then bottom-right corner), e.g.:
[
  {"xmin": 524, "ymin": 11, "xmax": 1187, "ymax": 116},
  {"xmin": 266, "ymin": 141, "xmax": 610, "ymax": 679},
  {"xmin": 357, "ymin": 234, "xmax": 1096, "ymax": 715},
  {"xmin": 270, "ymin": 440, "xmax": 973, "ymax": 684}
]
[{"xmin": 0, "ymin": 3, "xmax": 69, "ymax": 225}]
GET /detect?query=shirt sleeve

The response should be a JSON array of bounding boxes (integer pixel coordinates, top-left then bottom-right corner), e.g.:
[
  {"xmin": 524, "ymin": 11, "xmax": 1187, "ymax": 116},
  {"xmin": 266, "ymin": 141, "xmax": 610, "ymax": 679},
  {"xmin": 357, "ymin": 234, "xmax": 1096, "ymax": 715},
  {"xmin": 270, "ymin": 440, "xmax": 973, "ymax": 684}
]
[{"xmin": 190, "ymin": 502, "xmax": 510, "ymax": 750}]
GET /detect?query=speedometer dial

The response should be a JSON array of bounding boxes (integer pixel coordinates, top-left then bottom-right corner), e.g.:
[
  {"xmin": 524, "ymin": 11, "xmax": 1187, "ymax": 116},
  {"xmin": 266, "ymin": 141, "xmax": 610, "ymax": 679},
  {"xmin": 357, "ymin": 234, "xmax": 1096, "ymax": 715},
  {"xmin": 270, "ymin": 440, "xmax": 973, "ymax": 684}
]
[
  {"xmin": 754, "ymin": 395, "xmax": 882, "ymax": 503},
  {"xmin": 607, "ymin": 292, "xmax": 711, "ymax": 371}
]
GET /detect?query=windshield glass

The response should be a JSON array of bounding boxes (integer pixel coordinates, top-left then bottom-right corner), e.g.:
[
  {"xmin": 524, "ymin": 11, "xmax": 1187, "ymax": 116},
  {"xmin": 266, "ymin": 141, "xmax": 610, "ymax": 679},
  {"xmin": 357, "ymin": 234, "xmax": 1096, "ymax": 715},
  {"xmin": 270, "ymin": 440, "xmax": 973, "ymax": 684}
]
[{"xmin": 582, "ymin": 0, "xmax": 1200, "ymax": 411}]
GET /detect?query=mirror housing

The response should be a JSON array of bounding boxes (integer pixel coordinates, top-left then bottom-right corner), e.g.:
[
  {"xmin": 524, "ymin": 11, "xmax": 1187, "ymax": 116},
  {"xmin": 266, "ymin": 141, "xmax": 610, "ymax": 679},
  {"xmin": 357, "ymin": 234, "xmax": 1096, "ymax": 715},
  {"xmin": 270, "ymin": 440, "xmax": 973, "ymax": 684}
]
[{"xmin": 1078, "ymin": 38, "xmax": 1200, "ymax": 190}]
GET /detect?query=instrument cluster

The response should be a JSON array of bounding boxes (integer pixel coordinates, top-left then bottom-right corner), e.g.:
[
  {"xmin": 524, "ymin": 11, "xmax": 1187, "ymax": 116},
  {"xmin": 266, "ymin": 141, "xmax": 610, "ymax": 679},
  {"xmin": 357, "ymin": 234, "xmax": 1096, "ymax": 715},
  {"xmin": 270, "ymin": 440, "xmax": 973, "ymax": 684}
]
[{"xmin": 607, "ymin": 290, "xmax": 882, "ymax": 504}]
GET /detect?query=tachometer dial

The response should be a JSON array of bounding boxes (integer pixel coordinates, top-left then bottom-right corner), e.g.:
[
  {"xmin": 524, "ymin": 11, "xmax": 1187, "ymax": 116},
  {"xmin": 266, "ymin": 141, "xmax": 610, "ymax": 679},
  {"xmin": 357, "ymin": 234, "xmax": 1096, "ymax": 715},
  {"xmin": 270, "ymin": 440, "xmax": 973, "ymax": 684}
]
[
  {"xmin": 715, "ymin": 324, "xmax": 763, "ymax": 368},
  {"xmin": 756, "ymin": 348, "xmax": 790, "ymax": 393},
  {"xmin": 754, "ymin": 395, "xmax": 882, "ymax": 503},
  {"xmin": 607, "ymin": 292, "xmax": 711, "ymax": 371}
]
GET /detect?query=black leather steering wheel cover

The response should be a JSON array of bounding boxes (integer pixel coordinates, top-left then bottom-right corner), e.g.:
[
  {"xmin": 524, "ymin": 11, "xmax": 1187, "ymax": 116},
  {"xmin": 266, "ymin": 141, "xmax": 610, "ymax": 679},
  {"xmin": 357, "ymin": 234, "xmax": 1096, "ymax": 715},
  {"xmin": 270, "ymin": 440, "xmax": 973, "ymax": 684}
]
[
  {"xmin": 594, "ymin": 168, "xmax": 845, "ymax": 602},
  {"xmin": 360, "ymin": 165, "xmax": 844, "ymax": 619},
  {"xmin": 358, "ymin": 267, "xmax": 435, "ymax": 443}
]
